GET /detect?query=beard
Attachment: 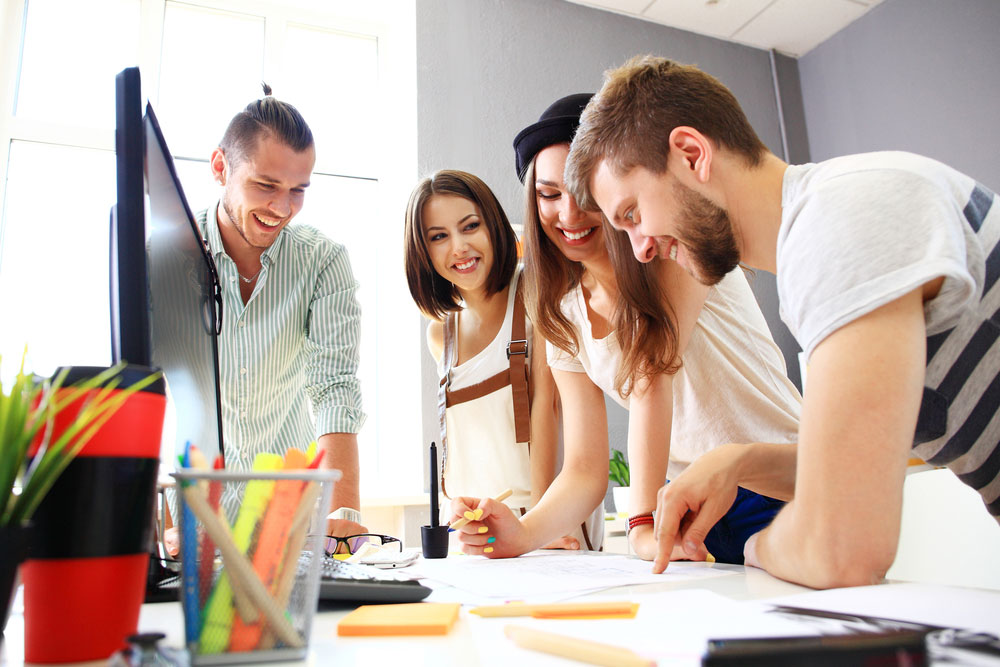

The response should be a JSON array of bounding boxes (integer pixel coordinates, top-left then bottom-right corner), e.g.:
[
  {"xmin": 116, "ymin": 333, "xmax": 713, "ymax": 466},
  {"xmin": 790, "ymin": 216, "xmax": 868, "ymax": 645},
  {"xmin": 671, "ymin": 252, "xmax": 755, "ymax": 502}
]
[
  {"xmin": 221, "ymin": 195, "xmax": 263, "ymax": 249},
  {"xmin": 673, "ymin": 179, "xmax": 740, "ymax": 285}
]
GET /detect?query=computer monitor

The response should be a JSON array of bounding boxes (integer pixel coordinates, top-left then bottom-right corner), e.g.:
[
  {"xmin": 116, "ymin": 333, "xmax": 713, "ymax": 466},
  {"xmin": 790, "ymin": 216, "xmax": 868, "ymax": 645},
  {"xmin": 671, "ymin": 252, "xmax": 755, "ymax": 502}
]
[
  {"xmin": 111, "ymin": 66, "xmax": 226, "ymax": 465},
  {"xmin": 111, "ymin": 67, "xmax": 149, "ymax": 367}
]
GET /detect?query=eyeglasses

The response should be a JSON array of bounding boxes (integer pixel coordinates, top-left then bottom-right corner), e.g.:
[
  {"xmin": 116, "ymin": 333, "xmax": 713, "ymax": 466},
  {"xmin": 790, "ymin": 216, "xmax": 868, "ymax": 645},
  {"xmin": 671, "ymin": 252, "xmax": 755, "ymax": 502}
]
[{"xmin": 323, "ymin": 533, "xmax": 402, "ymax": 557}]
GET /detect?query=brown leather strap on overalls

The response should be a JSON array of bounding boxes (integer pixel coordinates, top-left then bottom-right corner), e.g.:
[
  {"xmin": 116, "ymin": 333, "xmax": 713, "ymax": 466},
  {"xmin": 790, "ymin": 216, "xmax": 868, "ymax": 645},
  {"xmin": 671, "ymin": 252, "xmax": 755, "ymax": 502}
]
[
  {"xmin": 437, "ymin": 285, "xmax": 529, "ymax": 498},
  {"xmin": 434, "ymin": 285, "xmax": 598, "ymax": 552}
]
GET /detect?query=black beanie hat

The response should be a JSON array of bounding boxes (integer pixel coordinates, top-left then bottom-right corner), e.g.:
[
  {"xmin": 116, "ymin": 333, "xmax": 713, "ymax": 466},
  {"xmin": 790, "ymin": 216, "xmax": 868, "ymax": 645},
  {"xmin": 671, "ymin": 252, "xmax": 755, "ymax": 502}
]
[{"xmin": 513, "ymin": 93, "xmax": 593, "ymax": 183}]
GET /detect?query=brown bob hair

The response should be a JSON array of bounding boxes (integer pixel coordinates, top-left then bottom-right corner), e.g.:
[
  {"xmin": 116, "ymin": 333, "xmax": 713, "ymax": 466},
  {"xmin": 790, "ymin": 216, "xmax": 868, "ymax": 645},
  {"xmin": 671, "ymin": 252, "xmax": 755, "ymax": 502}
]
[
  {"xmin": 566, "ymin": 55, "xmax": 768, "ymax": 212},
  {"xmin": 404, "ymin": 170, "xmax": 519, "ymax": 320}
]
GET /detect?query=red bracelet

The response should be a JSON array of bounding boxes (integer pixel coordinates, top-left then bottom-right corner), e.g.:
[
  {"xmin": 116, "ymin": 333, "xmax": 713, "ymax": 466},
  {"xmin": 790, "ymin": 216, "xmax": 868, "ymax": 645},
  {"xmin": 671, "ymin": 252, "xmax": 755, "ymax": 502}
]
[{"xmin": 627, "ymin": 512, "xmax": 655, "ymax": 533}]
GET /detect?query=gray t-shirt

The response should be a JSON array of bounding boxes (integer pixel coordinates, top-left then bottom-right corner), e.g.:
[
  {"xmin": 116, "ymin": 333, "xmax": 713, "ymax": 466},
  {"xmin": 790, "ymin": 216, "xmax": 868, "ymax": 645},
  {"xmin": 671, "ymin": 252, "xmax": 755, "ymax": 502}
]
[{"xmin": 778, "ymin": 151, "xmax": 1000, "ymax": 519}]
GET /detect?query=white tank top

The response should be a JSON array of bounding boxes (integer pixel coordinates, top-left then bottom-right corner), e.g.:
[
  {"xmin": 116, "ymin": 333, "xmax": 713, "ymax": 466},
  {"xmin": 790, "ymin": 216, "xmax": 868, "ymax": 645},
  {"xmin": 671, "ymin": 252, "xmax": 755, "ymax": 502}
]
[
  {"xmin": 548, "ymin": 268, "xmax": 802, "ymax": 481},
  {"xmin": 438, "ymin": 272, "xmax": 533, "ymax": 511},
  {"xmin": 438, "ymin": 271, "xmax": 605, "ymax": 549}
]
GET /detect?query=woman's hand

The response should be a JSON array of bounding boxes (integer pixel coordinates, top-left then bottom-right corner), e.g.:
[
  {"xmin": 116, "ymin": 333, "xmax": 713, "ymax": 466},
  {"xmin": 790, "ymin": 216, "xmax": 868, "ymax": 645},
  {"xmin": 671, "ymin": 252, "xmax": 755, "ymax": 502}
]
[
  {"xmin": 163, "ymin": 526, "xmax": 180, "ymax": 558},
  {"xmin": 449, "ymin": 496, "xmax": 530, "ymax": 558},
  {"xmin": 628, "ymin": 523, "xmax": 658, "ymax": 561},
  {"xmin": 629, "ymin": 522, "xmax": 708, "ymax": 562},
  {"xmin": 541, "ymin": 535, "xmax": 580, "ymax": 550}
]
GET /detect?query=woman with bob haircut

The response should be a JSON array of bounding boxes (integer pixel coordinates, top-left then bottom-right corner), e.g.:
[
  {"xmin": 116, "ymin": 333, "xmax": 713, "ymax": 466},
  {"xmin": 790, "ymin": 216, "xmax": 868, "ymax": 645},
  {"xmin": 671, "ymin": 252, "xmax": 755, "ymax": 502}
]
[
  {"xmin": 449, "ymin": 95, "xmax": 802, "ymax": 565},
  {"xmin": 404, "ymin": 169, "xmax": 603, "ymax": 550}
]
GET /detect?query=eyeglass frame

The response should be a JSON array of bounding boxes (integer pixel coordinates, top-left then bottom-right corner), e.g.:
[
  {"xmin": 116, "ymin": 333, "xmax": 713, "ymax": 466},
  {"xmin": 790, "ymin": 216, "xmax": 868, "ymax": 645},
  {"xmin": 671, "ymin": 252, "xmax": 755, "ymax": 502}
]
[{"xmin": 322, "ymin": 533, "xmax": 402, "ymax": 557}]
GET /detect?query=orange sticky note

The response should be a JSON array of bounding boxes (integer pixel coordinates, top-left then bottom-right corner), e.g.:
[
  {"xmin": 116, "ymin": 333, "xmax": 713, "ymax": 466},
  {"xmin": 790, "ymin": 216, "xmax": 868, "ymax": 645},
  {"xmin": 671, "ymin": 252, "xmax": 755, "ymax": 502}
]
[{"xmin": 337, "ymin": 603, "xmax": 460, "ymax": 636}]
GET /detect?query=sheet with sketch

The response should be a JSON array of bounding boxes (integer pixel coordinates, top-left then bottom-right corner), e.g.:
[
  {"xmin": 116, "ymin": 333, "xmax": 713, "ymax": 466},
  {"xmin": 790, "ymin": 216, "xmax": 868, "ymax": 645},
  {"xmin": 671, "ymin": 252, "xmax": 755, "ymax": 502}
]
[{"xmin": 408, "ymin": 551, "xmax": 738, "ymax": 601}]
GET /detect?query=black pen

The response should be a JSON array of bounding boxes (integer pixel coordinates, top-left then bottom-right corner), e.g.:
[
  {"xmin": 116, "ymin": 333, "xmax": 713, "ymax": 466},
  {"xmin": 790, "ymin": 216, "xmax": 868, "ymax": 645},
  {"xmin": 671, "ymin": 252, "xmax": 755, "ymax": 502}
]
[{"xmin": 429, "ymin": 441, "xmax": 440, "ymax": 527}]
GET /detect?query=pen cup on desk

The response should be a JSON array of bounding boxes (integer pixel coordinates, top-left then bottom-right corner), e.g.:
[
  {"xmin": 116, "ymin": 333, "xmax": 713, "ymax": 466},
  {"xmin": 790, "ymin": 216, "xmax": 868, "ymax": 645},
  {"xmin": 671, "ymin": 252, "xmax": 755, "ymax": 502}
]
[
  {"xmin": 173, "ymin": 467, "xmax": 337, "ymax": 665},
  {"xmin": 20, "ymin": 365, "xmax": 166, "ymax": 664}
]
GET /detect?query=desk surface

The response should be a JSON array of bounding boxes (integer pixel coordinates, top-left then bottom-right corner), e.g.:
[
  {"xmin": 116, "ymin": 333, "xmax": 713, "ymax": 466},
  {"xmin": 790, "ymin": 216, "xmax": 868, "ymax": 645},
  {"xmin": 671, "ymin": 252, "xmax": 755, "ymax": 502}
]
[
  {"xmin": 4, "ymin": 556, "xmax": 996, "ymax": 667},
  {"xmin": 0, "ymin": 558, "xmax": 809, "ymax": 667}
]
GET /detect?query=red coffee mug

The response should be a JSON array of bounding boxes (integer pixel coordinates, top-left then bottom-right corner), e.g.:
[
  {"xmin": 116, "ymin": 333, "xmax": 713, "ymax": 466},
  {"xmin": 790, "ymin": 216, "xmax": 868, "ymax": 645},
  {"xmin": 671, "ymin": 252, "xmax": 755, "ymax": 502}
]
[{"xmin": 21, "ymin": 365, "xmax": 165, "ymax": 663}]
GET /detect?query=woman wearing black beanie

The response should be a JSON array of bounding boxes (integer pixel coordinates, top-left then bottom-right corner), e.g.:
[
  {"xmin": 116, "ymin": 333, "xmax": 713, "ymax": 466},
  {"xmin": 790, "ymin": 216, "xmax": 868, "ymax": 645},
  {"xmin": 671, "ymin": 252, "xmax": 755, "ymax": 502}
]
[{"xmin": 450, "ymin": 94, "xmax": 802, "ymax": 567}]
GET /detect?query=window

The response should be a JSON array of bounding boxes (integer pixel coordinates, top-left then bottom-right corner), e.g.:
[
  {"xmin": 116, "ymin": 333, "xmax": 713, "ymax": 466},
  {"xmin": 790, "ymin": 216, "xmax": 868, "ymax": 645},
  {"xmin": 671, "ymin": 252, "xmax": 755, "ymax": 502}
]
[{"xmin": 0, "ymin": 0, "xmax": 420, "ymax": 496}]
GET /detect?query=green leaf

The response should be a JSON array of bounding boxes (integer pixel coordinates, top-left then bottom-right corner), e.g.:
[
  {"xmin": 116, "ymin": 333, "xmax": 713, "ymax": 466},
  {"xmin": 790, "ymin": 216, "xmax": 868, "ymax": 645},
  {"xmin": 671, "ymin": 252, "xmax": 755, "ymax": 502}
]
[
  {"xmin": 1, "ymin": 355, "xmax": 161, "ymax": 526},
  {"xmin": 608, "ymin": 449, "xmax": 630, "ymax": 487}
]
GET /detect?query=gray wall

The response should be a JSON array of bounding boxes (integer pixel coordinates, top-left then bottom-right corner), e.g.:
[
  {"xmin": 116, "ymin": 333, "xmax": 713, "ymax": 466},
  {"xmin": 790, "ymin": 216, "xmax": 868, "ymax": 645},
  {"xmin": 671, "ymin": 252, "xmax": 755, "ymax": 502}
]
[
  {"xmin": 798, "ymin": 0, "xmax": 1000, "ymax": 192},
  {"xmin": 410, "ymin": 0, "xmax": 1000, "ymax": 505},
  {"xmin": 414, "ymin": 0, "xmax": 798, "ymax": 502}
]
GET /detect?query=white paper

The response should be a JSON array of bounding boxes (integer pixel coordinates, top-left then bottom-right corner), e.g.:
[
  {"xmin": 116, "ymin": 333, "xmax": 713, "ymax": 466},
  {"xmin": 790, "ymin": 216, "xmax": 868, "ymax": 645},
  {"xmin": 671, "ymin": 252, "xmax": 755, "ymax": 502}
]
[
  {"xmin": 767, "ymin": 581, "xmax": 1000, "ymax": 636},
  {"xmin": 469, "ymin": 589, "xmax": 816, "ymax": 666},
  {"xmin": 408, "ymin": 551, "xmax": 737, "ymax": 601}
]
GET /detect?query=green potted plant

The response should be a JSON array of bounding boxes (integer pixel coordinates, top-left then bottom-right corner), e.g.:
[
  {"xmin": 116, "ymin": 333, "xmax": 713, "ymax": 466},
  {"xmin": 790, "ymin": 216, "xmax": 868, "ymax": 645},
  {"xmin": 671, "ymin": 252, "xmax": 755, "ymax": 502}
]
[
  {"xmin": 0, "ymin": 350, "xmax": 160, "ymax": 630},
  {"xmin": 609, "ymin": 449, "xmax": 630, "ymax": 515}
]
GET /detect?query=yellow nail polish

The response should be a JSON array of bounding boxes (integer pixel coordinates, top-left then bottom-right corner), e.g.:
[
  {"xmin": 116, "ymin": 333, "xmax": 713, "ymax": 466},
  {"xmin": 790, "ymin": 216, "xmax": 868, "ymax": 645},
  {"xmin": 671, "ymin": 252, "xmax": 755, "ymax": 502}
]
[
  {"xmin": 477, "ymin": 526, "xmax": 488, "ymax": 534},
  {"xmin": 484, "ymin": 547, "xmax": 494, "ymax": 553},
  {"xmin": 464, "ymin": 510, "xmax": 476, "ymax": 520},
  {"xmin": 473, "ymin": 508, "xmax": 484, "ymax": 520}
]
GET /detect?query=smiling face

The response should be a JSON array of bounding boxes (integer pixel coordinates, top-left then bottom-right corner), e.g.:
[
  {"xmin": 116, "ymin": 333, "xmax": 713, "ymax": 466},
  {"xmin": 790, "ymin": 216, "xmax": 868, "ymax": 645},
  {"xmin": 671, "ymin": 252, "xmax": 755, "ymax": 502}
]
[
  {"xmin": 591, "ymin": 159, "xmax": 739, "ymax": 285},
  {"xmin": 533, "ymin": 144, "xmax": 606, "ymax": 264},
  {"xmin": 216, "ymin": 133, "xmax": 315, "ymax": 252},
  {"xmin": 421, "ymin": 194, "xmax": 494, "ymax": 295}
]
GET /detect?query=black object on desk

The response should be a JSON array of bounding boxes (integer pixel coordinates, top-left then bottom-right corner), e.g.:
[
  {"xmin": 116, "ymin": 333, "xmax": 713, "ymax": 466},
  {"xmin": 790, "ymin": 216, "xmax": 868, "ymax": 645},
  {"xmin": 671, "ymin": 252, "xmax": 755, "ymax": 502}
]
[
  {"xmin": 144, "ymin": 553, "xmax": 181, "ymax": 603},
  {"xmin": 421, "ymin": 441, "xmax": 449, "ymax": 559},
  {"xmin": 316, "ymin": 557, "xmax": 431, "ymax": 604},
  {"xmin": 702, "ymin": 630, "xmax": 928, "ymax": 666}
]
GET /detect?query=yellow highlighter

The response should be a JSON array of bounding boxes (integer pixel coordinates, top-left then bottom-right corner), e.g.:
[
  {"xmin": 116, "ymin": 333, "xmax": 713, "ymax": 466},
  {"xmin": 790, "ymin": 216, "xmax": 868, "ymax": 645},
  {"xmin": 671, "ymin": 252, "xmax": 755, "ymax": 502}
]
[
  {"xmin": 471, "ymin": 601, "xmax": 638, "ymax": 619},
  {"xmin": 199, "ymin": 453, "xmax": 282, "ymax": 654}
]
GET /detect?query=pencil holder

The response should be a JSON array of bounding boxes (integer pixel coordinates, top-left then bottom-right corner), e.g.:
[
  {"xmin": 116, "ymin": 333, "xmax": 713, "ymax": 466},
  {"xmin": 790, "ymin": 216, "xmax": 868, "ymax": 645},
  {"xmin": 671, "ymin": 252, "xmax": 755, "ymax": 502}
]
[{"xmin": 173, "ymin": 467, "xmax": 338, "ymax": 664}]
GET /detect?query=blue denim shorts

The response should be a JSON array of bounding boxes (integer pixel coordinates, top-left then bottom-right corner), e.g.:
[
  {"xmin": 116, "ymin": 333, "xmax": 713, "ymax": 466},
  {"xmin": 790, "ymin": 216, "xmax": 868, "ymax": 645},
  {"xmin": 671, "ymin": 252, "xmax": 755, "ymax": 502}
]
[{"xmin": 701, "ymin": 487, "xmax": 784, "ymax": 564}]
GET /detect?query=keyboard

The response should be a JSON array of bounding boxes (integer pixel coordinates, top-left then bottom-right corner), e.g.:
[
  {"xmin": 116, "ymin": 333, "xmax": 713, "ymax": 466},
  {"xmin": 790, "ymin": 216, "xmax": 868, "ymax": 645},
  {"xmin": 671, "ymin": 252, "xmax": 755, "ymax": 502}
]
[{"xmin": 315, "ymin": 556, "xmax": 432, "ymax": 604}]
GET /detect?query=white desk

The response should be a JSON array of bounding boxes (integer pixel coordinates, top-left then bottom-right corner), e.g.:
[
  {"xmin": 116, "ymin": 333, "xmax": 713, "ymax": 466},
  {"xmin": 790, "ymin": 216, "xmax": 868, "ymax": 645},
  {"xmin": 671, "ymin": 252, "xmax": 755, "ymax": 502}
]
[
  {"xmin": 0, "ymin": 559, "xmax": 807, "ymax": 666},
  {"xmin": 3, "ymin": 556, "xmax": 997, "ymax": 666}
]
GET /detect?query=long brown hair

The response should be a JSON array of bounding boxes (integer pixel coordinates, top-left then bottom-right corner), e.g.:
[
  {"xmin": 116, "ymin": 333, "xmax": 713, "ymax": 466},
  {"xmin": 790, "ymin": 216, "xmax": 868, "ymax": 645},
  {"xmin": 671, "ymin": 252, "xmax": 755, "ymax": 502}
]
[
  {"xmin": 521, "ymin": 158, "xmax": 681, "ymax": 396},
  {"xmin": 521, "ymin": 159, "xmax": 585, "ymax": 357},
  {"xmin": 605, "ymin": 222, "xmax": 681, "ymax": 396},
  {"xmin": 404, "ymin": 170, "xmax": 518, "ymax": 320}
]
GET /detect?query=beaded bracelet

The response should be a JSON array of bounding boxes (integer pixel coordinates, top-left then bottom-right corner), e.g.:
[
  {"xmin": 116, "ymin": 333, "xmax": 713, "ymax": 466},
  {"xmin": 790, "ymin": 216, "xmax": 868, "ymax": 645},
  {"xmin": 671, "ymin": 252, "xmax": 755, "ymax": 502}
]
[{"xmin": 626, "ymin": 512, "xmax": 655, "ymax": 535}]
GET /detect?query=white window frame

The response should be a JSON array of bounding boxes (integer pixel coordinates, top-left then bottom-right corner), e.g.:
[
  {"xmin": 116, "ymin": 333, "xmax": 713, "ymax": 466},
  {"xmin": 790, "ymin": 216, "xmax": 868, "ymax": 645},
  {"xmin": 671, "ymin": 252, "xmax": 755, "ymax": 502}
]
[{"xmin": 0, "ymin": 0, "xmax": 421, "ymax": 497}]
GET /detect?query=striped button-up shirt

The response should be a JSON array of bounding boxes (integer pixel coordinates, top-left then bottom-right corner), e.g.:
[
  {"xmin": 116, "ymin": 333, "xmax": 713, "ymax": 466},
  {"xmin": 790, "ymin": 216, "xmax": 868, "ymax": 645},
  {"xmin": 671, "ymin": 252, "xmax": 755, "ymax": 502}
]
[{"xmin": 197, "ymin": 202, "xmax": 365, "ymax": 471}]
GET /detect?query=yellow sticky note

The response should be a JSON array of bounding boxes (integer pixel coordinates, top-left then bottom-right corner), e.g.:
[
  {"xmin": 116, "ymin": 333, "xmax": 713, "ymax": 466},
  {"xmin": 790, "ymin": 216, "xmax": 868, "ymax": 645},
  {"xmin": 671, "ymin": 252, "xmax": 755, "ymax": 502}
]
[{"xmin": 337, "ymin": 603, "xmax": 460, "ymax": 636}]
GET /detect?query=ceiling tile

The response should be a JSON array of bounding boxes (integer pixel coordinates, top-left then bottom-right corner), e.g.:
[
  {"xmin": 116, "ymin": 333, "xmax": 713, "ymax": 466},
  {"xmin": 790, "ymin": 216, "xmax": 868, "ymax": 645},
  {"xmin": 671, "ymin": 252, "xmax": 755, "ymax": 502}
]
[
  {"xmin": 733, "ymin": 0, "xmax": 870, "ymax": 56},
  {"xmin": 642, "ymin": 0, "xmax": 775, "ymax": 41},
  {"xmin": 567, "ymin": 0, "xmax": 655, "ymax": 15}
]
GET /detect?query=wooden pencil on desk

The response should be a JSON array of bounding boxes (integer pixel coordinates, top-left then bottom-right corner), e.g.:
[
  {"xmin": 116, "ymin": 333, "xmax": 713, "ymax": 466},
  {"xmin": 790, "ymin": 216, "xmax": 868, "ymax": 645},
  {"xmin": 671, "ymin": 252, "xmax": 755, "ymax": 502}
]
[{"xmin": 504, "ymin": 625, "xmax": 654, "ymax": 667}]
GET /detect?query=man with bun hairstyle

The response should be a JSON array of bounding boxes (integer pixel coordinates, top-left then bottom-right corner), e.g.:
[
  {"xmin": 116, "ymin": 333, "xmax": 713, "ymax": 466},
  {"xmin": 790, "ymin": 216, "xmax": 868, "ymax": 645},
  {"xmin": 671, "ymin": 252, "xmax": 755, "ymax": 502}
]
[
  {"xmin": 565, "ymin": 55, "xmax": 1000, "ymax": 589},
  {"xmin": 166, "ymin": 85, "xmax": 366, "ymax": 553}
]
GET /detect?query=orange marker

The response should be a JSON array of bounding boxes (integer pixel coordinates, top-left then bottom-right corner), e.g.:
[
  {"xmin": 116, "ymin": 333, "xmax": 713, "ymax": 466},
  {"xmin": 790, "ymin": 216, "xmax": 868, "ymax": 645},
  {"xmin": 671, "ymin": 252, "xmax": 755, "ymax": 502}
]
[{"xmin": 228, "ymin": 448, "xmax": 309, "ymax": 651}]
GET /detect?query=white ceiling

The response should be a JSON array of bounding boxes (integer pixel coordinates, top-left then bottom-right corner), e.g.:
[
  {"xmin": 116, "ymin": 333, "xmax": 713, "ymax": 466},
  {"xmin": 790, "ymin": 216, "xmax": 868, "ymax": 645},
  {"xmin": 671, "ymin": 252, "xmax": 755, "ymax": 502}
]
[{"xmin": 565, "ymin": 0, "xmax": 884, "ymax": 58}]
